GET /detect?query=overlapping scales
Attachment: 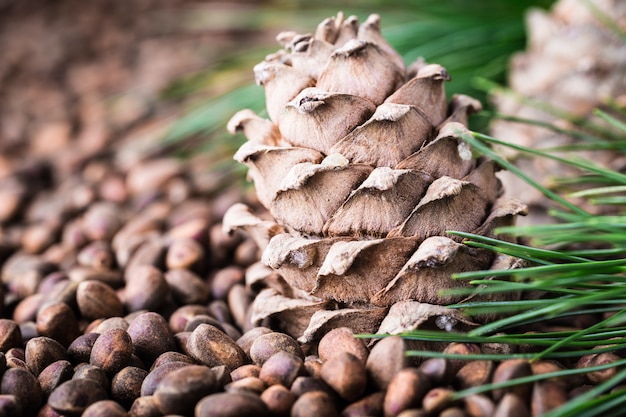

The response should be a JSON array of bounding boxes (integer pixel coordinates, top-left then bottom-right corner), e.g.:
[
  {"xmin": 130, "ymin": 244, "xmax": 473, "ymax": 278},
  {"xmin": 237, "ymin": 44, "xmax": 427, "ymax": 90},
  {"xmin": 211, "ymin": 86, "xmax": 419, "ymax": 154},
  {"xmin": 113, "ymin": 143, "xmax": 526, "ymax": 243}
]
[{"xmin": 225, "ymin": 12, "xmax": 527, "ymax": 342}]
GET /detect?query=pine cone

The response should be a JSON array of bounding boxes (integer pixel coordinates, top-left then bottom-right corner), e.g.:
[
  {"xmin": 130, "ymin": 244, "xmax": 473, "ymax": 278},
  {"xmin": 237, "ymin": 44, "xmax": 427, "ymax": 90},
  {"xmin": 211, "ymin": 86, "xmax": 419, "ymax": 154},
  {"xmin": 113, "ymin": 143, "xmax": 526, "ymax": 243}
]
[
  {"xmin": 491, "ymin": 0, "xmax": 626, "ymax": 224},
  {"xmin": 225, "ymin": 13, "xmax": 526, "ymax": 342}
]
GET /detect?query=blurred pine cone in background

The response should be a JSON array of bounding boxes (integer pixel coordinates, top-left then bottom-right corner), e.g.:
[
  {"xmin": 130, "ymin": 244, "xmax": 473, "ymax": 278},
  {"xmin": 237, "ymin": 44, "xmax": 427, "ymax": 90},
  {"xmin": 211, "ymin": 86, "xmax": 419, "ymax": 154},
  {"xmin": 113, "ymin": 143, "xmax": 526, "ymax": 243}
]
[
  {"xmin": 491, "ymin": 0, "xmax": 626, "ymax": 224},
  {"xmin": 225, "ymin": 13, "xmax": 527, "ymax": 343}
]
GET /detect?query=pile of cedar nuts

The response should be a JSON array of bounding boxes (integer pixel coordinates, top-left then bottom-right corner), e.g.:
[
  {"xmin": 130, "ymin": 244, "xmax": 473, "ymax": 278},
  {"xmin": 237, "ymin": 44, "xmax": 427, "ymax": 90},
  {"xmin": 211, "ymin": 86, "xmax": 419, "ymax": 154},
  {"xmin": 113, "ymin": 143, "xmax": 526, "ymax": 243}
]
[{"xmin": 0, "ymin": 117, "xmax": 615, "ymax": 417}]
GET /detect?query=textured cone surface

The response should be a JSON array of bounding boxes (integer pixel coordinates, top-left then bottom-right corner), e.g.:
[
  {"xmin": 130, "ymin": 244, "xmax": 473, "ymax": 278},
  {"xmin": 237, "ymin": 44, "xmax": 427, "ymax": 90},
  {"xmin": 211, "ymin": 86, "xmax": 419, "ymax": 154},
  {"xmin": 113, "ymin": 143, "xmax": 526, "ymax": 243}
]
[
  {"xmin": 491, "ymin": 0, "xmax": 626, "ymax": 224},
  {"xmin": 226, "ymin": 13, "xmax": 526, "ymax": 342}
]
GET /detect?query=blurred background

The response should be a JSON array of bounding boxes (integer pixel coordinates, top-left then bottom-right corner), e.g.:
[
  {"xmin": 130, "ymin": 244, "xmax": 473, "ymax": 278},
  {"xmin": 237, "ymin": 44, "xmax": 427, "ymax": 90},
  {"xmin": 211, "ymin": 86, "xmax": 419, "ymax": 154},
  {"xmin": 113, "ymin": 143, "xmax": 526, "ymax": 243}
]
[{"xmin": 0, "ymin": 0, "xmax": 555, "ymax": 180}]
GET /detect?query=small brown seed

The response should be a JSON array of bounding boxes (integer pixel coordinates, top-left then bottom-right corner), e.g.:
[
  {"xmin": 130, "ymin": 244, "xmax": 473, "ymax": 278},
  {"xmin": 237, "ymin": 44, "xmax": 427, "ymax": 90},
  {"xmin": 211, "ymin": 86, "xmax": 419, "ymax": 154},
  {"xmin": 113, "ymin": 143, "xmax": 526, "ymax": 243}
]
[
  {"xmin": 25, "ymin": 336, "xmax": 68, "ymax": 376},
  {"xmin": 494, "ymin": 393, "xmax": 530, "ymax": 417},
  {"xmin": 166, "ymin": 237, "xmax": 205, "ymax": 270},
  {"xmin": 531, "ymin": 381, "xmax": 568, "ymax": 416},
  {"xmin": 0, "ymin": 394, "xmax": 22, "ymax": 417},
  {"xmin": 5, "ymin": 356, "xmax": 26, "ymax": 370},
  {"xmin": 48, "ymin": 378, "xmax": 108, "ymax": 417},
  {"xmin": 320, "ymin": 351, "xmax": 367, "ymax": 402},
  {"xmin": 366, "ymin": 336, "xmax": 411, "ymax": 390},
  {"xmin": 167, "ymin": 217, "xmax": 210, "ymax": 244},
  {"xmin": 455, "ymin": 360, "xmax": 494, "ymax": 389},
  {"xmin": 343, "ymin": 391, "xmax": 385, "ymax": 417},
  {"xmin": 18, "ymin": 321, "xmax": 38, "ymax": 344},
  {"xmin": 73, "ymin": 363, "xmax": 110, "ymax": 391},
  {"xmin": 0, "ymin": 353, "xmax": 6, "ymax": 375},
  {"xmin": 384, "ymin": 368, "xmax": 430, "ymax": 417},
  {"xmin": 126, "ymin": 158, "xmax": 184, "ymax": 195},
  {"xmin": 168, "ymin": 198, "xmax": 213, "ymax": 226},
  {"xmin": 35, "ymin": 303, "xmax": 80, "ymax": 348},
  {"xmin": 153, "ymin": 364, "xmax": 218, "ymax": 415},
  {"xmin": 422, "ymin": 387, "xmax": 455, "ymax": 415},
  {"xmin": 61, "ymin": 219, "xmax": 89, "ymax": 250},
  {"xmin": 249, "ymin": 332, "xmax": 303, "ymax": 366},
  {"xmin": 531, "ymin": 360, "xmax": 580, "ymax": 389},
  {"xmin": 317, "ymin": 327, "xmax": 369, "ymax": 365},
  {"xmin": 439, "ymin": 407, "xmax": 467, "ymax": 417},
  {"xmin": 38, "ymin": 273, "xmax": 72, "ymax": 299},
  {"xmin": 5, "ymin": 348, "xmax": 24, "ymax": 364},
  {"xmin": 291, "ymin": 390, "xmax": 339, "ymax": 417},
  {"xmin": 76, "ymin": 241, "xmax": 115, "ymax": 271},
  {"xmin": 127, "ymin": 311, "xmax": 175, "ymax": 365},
  {"xmin": 76, "ymin": 280, "xmax": 124, "ymax": 320},
  {"xmin": 208, "ymin": 222, "xmax": 243, "ymax": 267},
  {"xmin": 290, "ymin": 376, "xmax": 337, "ymax": 399},
  {"xmin": 164, "ymin": 268, "xmax": 210, "ymax": 305},
  {"xmin": 418, "ymin": 357, "xmax": 451, "ymax": 384},
  {"xmin": 569, "ymin": 384, "xmax": 594, "ymax": 398},
  {"xmin": 13, "ymin": 294, "xmax": 46, "ymax": 324},
  {"xmin": 0, "ymin": 367, "xmax": 43, "ymax": 417},
  {"xmin": 208, "ymin": 299, "xmax": 234, "ymax": 325},
  {"xmin": 21, "ymin": 222, "xmax": 58, "ymax": 254},
  {"xmin": 259, "ymin": 350, "xmax": 304, "ymax": 387},
  {"xmin": 113, "ymin": 202, "xmax": 163, "ymax": 233},
  {"xmin": 261, "ymin": 384, "xmax": 296, "ymax": 417},
  {"xmin": 82, "ymin": 400, "xmax": 127, "ymax": 417},
  {"xmin": 184, "ymin": 314, "xmax": 225, "ymax": 333},
  {"xmin": 89, "ymin": 328, "xmax": 134, "ymax": 375},
  {"xmin": 37, "ymin": 360, "xmax": 73, "ymax": 399},
  {"xmin": 92, "ymin": 316, "xmax": 129, "ymax": 333},
  {"xmin": 210, "ymin": 266, "xmax": 245, "ymax": 300},
  {"xmin": 227, "ymin": 283, "xmax": 252, "ymax": 330},
  {"xmin": 236, "ymin": 326, "xmax": 273, "ymax": 357},
  {"xmin": 129, "ymin": 395, "xmax": 161, "ymax": 417},
  {"xmin": 442, "ymin": 343, "xmax": 481, "ymax": 374},
  {"xmin": 221, "ymin": 322, "xmax": 243, "ymax": 341},
  {"xmin": 68, "ymin": 266, "xmax": 123, "ymax": 288},
  {"xmin": 304, "ymin": 355, "xmax": 323, "ymax": 378},
  {"xmin": 225, "ymin": 376, "xmax": 266, "ymax": 394},
  {"xmin": 123, "ymin": 265, "xmax": 169, "ymax": 313},
  {"xmin": 111, "ymin": 366, "xmax": 149, "ymax": 408},
  {"xmin": 2, "ymin": 253, "xmax": 52, "ymax": 298},
  {"xmin": 234, "ymin": 237, "xmax": 260, "ymax": 267},
  {"xmin": 579, "ymin": 352, "xmax": 622, "ymax": 384},
  {"xmin": 67, "ymin": 333, "xmax": 99, "ymax": 364},
  {"xmin": 174, "ymin": 331, "xmax": 192, "ymax": 356},
  {"xmin": 141, "ymin": 361, "xmax": 193, "ymax": 397},
  {"xmin": 168, "ymin": 304, "xmax": 210, "ymax": 334},
  {"xmin": 396, "ymin": 410, "xmax": 427, "ymax": 417},
  {"xmin": 0, "ymin": 319, "xmax": 22, "ymax": 351},
  {"xmin": 115, "ymin": 233, "xmax": 161, "ymax": 270},
  {"xmin": 186, "ymin": 323, "xmax": 249, "ymax": 371},
  {"xmin": 123, "ymin": 236, "xmax": 168, "ymax": 279},
  {"xmin": 82, "ymin": 202, "xmax": 124, "ymax": 241},
  {"xmin": 35, "ymin": 403, "xmax": 60, "ymax": 417},
  {"xmin": 231, "ymin": 364, "xmax": 262, "ymax": 381},
  {"xmin": 195, "ymin": 391, "xmax": 271, "ymax": 417},
  {"xmin": 464, "ymin": 394, "xmax": 495, "ymax": 417},
  {"xmin": 492, "ymin": 359, "xmax": 532, "ymax": 401},
  {"xmin": 150, "ymin": 351, "xmax": 195, "ymax": 370},
  {"xmin": 211, "ymin": 364, "xmax": 232, "ymax": 388}
]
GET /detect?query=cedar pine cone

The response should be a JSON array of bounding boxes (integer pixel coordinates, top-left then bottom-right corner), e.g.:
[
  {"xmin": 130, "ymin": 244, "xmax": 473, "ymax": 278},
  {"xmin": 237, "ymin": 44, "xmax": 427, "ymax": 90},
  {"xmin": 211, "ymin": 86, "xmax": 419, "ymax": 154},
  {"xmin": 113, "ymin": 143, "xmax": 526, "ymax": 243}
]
[{"xmin": 224, "ymin": 13, "xmax": 526, "ymax": 342}]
